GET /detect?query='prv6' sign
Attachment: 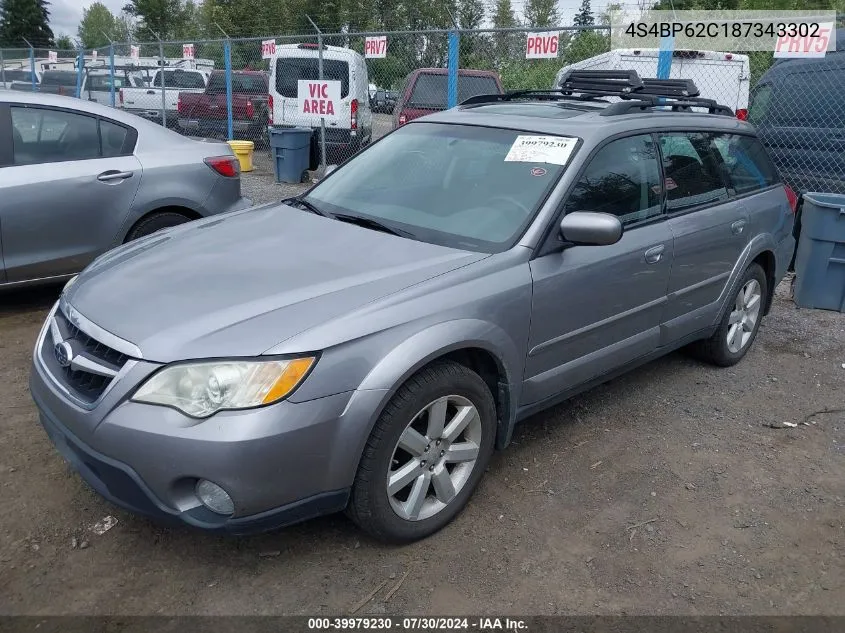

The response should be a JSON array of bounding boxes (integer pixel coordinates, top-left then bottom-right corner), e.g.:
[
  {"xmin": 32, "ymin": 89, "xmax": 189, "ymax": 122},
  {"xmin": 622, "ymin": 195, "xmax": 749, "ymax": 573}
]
[{"xmin": 526, "ymin": 32, "xmax": 560, "ymax": 59}]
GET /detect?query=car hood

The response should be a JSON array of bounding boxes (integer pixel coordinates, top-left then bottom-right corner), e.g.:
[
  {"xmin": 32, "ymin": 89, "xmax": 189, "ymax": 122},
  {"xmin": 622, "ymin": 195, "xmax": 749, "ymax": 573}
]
[{"xmin": 67, "ymin": 204, "xmax": 486, "ymax": 362}]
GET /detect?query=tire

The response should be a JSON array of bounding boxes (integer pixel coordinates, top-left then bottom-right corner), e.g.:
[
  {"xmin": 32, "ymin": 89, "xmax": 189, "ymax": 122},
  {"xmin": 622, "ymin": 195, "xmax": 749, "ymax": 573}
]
[
  {"xmin": 347, "ymin": 360, "xmax": 497, "ymax": 543},
  {"xmin": 125, "ymin": 212, "xmax": 193, "ymax": 242},
  {"xmin": 689, "ymin": 263, "xmax": 768, "ymax": 367}
]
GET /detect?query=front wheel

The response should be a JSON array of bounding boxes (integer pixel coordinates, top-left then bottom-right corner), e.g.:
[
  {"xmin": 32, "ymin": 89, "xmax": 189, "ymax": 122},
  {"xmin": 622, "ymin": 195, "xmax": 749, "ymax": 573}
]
[
  {"xmin": 690, "ymin": 263, "xmax": 768, "ymax": 366},
  {"xmin": 347, "ymin": 361, "xmax": 496, "ymax": 543}
]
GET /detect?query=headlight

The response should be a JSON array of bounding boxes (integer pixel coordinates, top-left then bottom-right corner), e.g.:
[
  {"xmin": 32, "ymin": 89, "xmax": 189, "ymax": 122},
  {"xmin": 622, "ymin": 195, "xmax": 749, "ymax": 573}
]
[{"xmin": 131, "ymin": 357, "xmax": 316, "ymax": 418}]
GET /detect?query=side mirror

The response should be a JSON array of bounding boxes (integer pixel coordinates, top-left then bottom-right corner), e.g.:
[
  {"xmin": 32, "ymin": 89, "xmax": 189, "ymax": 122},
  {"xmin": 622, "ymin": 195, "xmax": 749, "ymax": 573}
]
[{"xmin": 559, "ymin": 211, "xmax": 623, "ymax": 246}]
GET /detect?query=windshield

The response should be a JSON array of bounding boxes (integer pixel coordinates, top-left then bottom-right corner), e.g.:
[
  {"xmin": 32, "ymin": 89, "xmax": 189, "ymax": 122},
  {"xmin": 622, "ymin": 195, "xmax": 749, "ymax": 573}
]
[
  {"xmin": 154, "ymin": 70, "xmax": 206, "ymax": 89},
  {"xmin": 305, "ymin": 122, "xmax": 574, "ymax": 252},
  {"xmin": 2, "ymin": 70, "xmax": 33, "ymax": 82},
  {"xmin": 407, "ymin": 74, "xmax": 500, "ymax": 109},
  {"xmin": 207, "ymin": 73, "xmax": 267, "ymax": 93}
]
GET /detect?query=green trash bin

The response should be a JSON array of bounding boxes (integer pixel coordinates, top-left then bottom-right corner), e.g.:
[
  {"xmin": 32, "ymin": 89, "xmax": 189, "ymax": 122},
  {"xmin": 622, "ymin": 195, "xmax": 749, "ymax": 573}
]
[{"xmin": 793, "ymin": 193, "xmax": 845, "ymax": 312}]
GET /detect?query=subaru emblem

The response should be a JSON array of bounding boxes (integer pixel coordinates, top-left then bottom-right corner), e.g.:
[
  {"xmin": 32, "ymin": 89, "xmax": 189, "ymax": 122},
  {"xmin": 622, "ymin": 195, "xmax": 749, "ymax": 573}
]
[{"xmin": 54, "ymin": 341, "xmax": 73, "ymax": 368}]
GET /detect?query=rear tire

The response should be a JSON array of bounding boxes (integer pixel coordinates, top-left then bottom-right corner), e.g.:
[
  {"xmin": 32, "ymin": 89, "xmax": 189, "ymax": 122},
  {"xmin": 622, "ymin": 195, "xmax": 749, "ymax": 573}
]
[
  {"xmin": 347, "ymin": 360, "xmax": 496, "ymax": 543},
  {"xmin": 689, "ymin": 263, "xmax": 768, "ymax": 367},
  {"xmin": 125, "ymin": 212, "xmax": 193, "ymax": 242}
]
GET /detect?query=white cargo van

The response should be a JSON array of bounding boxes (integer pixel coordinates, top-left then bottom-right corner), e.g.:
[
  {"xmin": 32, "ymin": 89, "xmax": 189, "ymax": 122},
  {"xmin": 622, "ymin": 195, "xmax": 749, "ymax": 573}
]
[
  {"xmin": 554, "ymin": 49, "xmax": 751, "ymax": 114},
  {"xmin": 269, "ymin": 43, "xmax": 373, "ymax": 160}
]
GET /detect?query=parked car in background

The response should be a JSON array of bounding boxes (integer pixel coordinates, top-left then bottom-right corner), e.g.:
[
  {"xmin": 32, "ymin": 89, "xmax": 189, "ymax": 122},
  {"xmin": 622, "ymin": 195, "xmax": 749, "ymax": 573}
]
[
  {"xmin": 270, "ymin": 43, "xmax": 373, "ymax": 159},
  {"xmin": 371, "ymin": 89, "xmax": 398, "ymax": 114},
  {"xmin": 0, "ymin": 68, "xmax": 41, "ymax": 90},
  {"xmin": 29, "ymin": 71, "xmax": 793, "ymax": 543},
  {"xmin": 393, "ymin": 68, "xmax": 503, "ymax": 128},
  {"xmin": 0, "ymin": 92, "xmax": 251, "ymax": 288},
  {"xmin": 554, "ymin": 49, "xmax": 751, "ymax": 115},
  {"xmin": 747, "ymin": 30, "xmax": 845, "ymax": 195},
  {"xmin": 120, "ymin": 67, "xmax": 210, "ymax": 126},
  {"xmin": 178, "ymin": 70, "xmax": 269, "ymax": 142},
  {"xmin": 12, "ymin": 70, "xmax": 77, "ymax": 96}
]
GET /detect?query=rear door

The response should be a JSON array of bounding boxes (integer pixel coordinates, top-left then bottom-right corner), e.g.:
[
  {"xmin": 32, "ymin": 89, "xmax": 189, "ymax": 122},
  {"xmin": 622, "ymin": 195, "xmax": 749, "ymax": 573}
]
[
  {"xmin": 660, "ymin": 131, "xmax": 749, "ymax": 342},
  {"xmin": 0, "ymin": 104, "xmax": 141, "ymax": 282},
  {"xmin": 677, "ymin": 56, "xmax": 745, "ymax": 111},
  {"xmin": 274, "ymin": 53, "xmax": 351, "ymax": 130}
]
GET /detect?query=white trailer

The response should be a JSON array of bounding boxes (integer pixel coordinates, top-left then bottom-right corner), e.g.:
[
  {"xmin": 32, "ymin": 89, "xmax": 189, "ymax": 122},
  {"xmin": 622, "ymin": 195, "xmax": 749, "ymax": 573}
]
[{"xmin": 554, "ymin": 49, "xmax": 751, "ymax": 114}]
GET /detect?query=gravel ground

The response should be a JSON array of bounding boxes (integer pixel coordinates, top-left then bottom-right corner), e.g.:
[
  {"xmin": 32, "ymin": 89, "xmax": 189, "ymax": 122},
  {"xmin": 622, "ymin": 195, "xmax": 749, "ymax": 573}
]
[{"xmin": 0, "ymin": 163, "xmax": 843, "ymax": 615}]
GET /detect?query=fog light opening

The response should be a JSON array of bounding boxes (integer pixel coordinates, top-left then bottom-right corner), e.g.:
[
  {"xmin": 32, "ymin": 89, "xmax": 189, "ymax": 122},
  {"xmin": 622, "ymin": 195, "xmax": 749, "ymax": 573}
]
[{"xmin": 196, "ymin": 479, "xmax": 234, "ymax": 515}]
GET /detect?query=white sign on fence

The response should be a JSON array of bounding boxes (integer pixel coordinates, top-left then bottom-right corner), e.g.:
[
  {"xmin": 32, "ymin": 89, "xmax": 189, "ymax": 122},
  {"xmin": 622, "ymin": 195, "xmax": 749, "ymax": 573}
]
[
  {"xmin": 130, "ymin": 45, "xmax": 140, "ymax": 60},
  {"xmin": 183, "ymin": 43, "xmax": 195, "ymax": 60},
  {"xmin": 47, "ymin": 50, "xmax": 57, "ymax": 63},
  {"xmin": 297, "ymin": 79, "xmax": 341, "ymax": 118},
  {"xmin": 364, "ymin": 36, "xmax": 387, "ymax": 58},
  {"xmin": 774, "ymin": 22, "xmax": 835, "ymax": 58},
  {"xmin": 92, "ymin": 49, "xmax": 98, "ymax": 60},
  {"xmin": 525, "ymin": 32, "xmax": 559, "ymax": 59},
  {"xmin": 262, "ymin": 39, "xmax": 277, "ymax": 59}
]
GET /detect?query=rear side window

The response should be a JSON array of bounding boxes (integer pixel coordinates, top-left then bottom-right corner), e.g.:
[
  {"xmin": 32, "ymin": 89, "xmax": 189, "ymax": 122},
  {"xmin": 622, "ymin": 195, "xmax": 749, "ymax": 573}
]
[
  {"xmin": 41, "ymin": 72, "xmax": 77, "ymax": 86},
  {"xmin": 274, "ymin": 58, "xmax": 349, "ymax": 98},
  {"xmin": 10, "ymin": 106, "xmax": 135, "ymax": 165},
  {"xmin": 154, "ymin": 70, "xmax": 206, "ymax": 89},
  {"xmin": 712, "ymin": 134, "xmax": 781, "ymax": 194},
  {"xmin": 407, "ymin": 74, "xmax": 500, "ymax": 109},
  {"xmin": 659, "ymin": 133, "xmax": 729, "ymax": 211},
  {"xmin": 747, "ymin": 83, "xmax": 772, "ymax": 125},
  {"xmin": 564, "ymin": 134, "xmax": 662, "ymax": 226}
]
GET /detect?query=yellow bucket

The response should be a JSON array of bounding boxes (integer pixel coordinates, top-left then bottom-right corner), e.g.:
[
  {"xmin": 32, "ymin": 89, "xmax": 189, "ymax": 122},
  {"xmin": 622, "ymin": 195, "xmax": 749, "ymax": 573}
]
[{"xmin": 227, "ymin": 140, "xmax": 255, "ymax": 173}]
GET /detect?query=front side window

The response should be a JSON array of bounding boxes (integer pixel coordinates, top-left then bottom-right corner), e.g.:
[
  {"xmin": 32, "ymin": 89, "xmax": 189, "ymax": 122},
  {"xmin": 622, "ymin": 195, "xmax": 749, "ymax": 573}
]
[
  {"xmin": 12, "ymin": 107, "xmax": 99, "ymax": 165},
  {"xmin": 712, "ymin": 134, "xmax": 781, "ymax": 194},
  {"xmin": 563, "ymin": 135, "xmax": 662, "ymax": 225},
  {"xmin": 747, "ymin": 83, "xmax": 772, "ymax": 126},
  {"xmin": 304, "ymin": 122, "xmax": 574, "ymax": 252},
  {"xmin": 659, "ymin": 132, "xmax": 729, "ymax": 211}
]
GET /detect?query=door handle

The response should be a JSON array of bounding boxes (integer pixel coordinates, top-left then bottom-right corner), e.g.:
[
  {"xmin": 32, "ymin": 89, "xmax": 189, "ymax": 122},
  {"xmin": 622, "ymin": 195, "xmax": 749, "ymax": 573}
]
[
  {"xmin": 97, "ymin": 171, "xmax": 133, "ymax": 183},
  {"xmin": 731, "ymin": 219, "xmax": 747, "ymax": 235},
  {"xmin": 644, "ymin": 244, "xmax": 665, "ymax": 264}
]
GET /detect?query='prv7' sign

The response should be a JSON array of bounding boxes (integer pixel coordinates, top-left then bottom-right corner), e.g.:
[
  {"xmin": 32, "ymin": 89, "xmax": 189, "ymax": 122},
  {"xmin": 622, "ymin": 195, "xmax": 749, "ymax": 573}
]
[
  {"xmin": 365, "ymin": 36, "xmax": 387, "ymax": 58},
  {"xmin": 526, "ymin": 32, "xmax": 559, "ymax": 59},
  {"xmin": 774, "ymin": 22, "xmax": 836, "ymax": 58}
]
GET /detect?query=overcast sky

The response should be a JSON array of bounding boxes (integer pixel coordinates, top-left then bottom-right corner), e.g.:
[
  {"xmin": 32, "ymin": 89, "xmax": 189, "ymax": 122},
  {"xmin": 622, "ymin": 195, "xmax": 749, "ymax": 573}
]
[{"xmin": 50, "ymin": 0, "xmax": 127, "ymax": 38}]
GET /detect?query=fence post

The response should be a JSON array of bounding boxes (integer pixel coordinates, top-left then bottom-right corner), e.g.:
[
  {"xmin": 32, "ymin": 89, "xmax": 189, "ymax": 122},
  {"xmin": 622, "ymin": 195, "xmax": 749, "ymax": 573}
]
[
  {"xmin": 657, "ymin": 35, "xmax": 674, "ymax": 79},
  {"xmin": 158, "ymin": 40, "xmax": 167, "ymax": 127},
  {"xmin": 28, "ymin": 44, "xmax": 36, "ymax": 92},
  {"xmin": 224, "ymin": 39, "xmax": 233, "ymax": 140},
  {"xmin": 447, "ymin": 30, "xmax": 459, "ymax": 109},
  {"xmin": 307, "ymin": 16, "xmax": 327, "ymax": 173},
  {"xmin": 0, "ymin": 48, "xmax": 5, "ymax": 87},
  {"xmin": 75, "ymin": 46, "xmax": 84, "ymax": 99},
  {"xmin": 109, "ymin": 42, "xmax": 116, "ymax": 107}
]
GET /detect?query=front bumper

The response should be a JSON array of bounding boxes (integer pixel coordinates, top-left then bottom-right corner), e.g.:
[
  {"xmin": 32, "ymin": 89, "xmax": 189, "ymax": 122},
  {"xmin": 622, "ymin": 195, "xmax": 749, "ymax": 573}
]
[{"xmin": 30, "ymin": 304, "xmax": 387, "ymax": 533}]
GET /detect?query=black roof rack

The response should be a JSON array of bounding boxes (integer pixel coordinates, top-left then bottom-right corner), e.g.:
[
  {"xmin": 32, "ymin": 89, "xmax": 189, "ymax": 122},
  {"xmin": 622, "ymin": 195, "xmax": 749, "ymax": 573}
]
[{"xmin": 460, "ymin": 69, "xmax": 732, "ymax": 116}]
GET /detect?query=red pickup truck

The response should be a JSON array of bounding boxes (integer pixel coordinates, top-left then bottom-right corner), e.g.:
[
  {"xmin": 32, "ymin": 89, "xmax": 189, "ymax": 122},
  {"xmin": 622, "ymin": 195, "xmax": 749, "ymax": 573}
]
[{"xmin": 177, "ymin": 70, "xmax": 269, "ymax": 142}]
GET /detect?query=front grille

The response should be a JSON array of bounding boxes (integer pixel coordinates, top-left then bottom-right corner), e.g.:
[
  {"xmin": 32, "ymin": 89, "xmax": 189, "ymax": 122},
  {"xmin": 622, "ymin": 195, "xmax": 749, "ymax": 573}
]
[{"xmin": 41, "ymin": 306, "xmax": 132, "ymax": 405}]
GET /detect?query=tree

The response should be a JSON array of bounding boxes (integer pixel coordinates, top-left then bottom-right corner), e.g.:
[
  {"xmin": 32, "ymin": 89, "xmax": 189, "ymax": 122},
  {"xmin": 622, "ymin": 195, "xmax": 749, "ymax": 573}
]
[
  {"xmin": 123, "ymin": 0, "xmax": 184, "ymax": 39},
  {"xmin": 523, "ymin": 0, "xmax": 559, "ymax": 28},
  {"xmin": 0, "ymin": 0, "xmax": 54, "ymax": 47},
  {"xmin": 492, "ymin": 0, "xmax": 520, "ymax": 64},
  {"xmin": 55, "ymin": 33, "xmax": 73, "ymax": 49},
  {"xmin": 573, "ymin": 0, "xmax": 594, "ymax": 27},
  {"xmin": 78, "ymin": 2, "xmax": 117, "ymax": 49}
]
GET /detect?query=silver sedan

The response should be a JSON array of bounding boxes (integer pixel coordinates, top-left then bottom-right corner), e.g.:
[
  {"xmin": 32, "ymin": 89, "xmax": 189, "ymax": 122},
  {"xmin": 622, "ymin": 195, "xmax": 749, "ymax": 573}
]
[{"xmin": 0, "ymin": 91, "xmax": 251, "ymax": 288}]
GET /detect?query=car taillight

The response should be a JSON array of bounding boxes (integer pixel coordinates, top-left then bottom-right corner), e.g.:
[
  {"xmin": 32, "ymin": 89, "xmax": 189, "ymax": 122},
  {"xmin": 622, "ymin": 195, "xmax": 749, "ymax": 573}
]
[
  {"xmin": 268, "ymin": 94, "xmax": 273, "ymax": 124},
  {"xmin": 398, "ymin": 113, "xmax": 407, "ymax": 125},
  {"xmin": 350, "ymin": 98, "xmax": 358, "ymax": 130},
  {"xmin": 204, "ymin": 156, "xmax": 240, "ymax": 178},
  {"xmin": 784, "ymin": 185, "xmax": 798, "ymax": 214},
  {"xmin": 736, "ymin": 108, "xmax": 748, "ymax": 121},
  {"xmin": 246, "ymin": 99, "xmax": 255, "ymax": 119},
  {"xmin": 119, "ymin": 88, "xmax": 123, "ymax": 104}
]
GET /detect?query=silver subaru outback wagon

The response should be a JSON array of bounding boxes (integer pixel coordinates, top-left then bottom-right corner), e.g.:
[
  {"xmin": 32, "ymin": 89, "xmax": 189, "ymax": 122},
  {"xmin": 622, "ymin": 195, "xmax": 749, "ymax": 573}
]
[{"xmin": 30, "ymin": 71, "xmax": 795, "ymax": 543}]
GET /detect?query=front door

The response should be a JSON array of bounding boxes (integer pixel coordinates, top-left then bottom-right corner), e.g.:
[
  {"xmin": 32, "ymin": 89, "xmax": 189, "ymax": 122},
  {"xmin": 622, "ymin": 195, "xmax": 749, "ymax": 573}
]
[
  {"xmin": 0, "ymin": 105, "xmax": 141, "ymax": 282},
  {"xmin": 523, "ymin": 134, "xmax": 673, "ymax": 406}
]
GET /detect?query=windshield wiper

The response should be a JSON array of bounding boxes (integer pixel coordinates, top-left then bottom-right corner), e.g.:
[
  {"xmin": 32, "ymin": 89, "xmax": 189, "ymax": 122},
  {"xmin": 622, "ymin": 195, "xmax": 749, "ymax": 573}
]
[
  {"xmin": 333, "ymin": 213, "xmax": 413, "ymax": 238},
  {"xmin": 284, "ymin": 196, "xmax": 333, "ymax": 218}
]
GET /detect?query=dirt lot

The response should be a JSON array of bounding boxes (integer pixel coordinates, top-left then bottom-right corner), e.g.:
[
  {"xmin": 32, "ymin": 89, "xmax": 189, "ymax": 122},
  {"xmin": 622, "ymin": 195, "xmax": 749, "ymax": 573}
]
[{"xmin": 0, "ymin": 166, "xmax": 843, "ymax": 615}]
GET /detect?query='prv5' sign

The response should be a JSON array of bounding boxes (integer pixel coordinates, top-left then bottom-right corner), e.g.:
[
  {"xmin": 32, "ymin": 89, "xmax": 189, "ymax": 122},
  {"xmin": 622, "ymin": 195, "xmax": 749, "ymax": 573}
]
[
  {"xmin": 297, "ymin": 80, "xmax": 341, "ymax": 118},
  {"xmin": 526, "ymin": 32, "xmax": 559, "ymax": 59},
  {"xmin": 365, "ymin": 36, "xmax": 387, "ymax": 58},
  {"xmin": 774, "ymin": 22, "xmax": 836, "ymax": 58}
]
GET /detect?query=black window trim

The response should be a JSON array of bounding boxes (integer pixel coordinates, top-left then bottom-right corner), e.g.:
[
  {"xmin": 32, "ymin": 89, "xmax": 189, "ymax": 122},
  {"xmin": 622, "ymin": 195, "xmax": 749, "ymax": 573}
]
[{"xmin": 0, "ymin": 102, "xmax": 137, "ymax": 167}]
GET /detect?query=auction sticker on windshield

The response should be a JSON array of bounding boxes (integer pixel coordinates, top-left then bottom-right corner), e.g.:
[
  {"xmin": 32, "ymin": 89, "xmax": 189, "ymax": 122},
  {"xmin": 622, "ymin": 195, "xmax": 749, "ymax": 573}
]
[{"xmin": 505, "ymin": 135, "xmax": 577, "ymax": 165}]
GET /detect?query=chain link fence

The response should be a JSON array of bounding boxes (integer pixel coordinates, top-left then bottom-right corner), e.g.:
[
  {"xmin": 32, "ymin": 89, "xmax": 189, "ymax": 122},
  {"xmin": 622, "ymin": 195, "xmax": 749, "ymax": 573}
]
[{"xmin": 1, "ymin": 21, "xmax": 843, "ymax": 192}]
